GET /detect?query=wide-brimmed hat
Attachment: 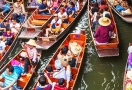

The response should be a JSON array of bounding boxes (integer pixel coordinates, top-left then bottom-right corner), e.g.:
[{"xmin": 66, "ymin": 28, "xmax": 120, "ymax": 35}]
[
  {"xmin": 69, "ymin": 42, "xmax": 82, "ymax": 56},
  {"xmin": 26, "ymin": 39, "xmax": 37, "ymax": 46},
  {"xmin": 53, "ymin": 14, "xmax": 58, "ymax": 17},
  {"xmin": 98, "ymin": 17, "xmax": 111, "ymax": 26}
]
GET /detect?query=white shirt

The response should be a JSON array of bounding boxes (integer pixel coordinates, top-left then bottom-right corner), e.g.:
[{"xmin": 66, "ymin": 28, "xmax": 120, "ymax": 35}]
[
  {"xmin": 10, "ymin": 23, "xmax": 20, "ymax": 33},
  {"xmin": 47, "ymin": 0, "xmax": 51, "ymax": 7},
  {"xmin": 51, "ymin": 18, "xmax": 62, "ymax": 27},
  {"xmin": 75, "ymin": 1, "xmax": 80, "ymax": 11},
  {"xmin": 58, "ymin": 12, "xmax": 67, "ymax": 19},
  {"xmin": 103, "ymin": 11, "xmax": 110, "ymax": 17},
  {"xmin": 0, "ymin": 41, "xmax": 6, "ymax": 50}
]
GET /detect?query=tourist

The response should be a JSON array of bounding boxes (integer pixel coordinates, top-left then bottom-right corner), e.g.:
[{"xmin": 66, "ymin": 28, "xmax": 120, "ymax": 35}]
[
  {"xmin": 54, "ymin": 78, "xmax": 69, "ymax": 90},
  {"xmin": 38, "ymin": 0, "xmax": 51, "ymax": 15},
  {"xmin": 45, "ymin": 14, "xmax": 63, "ymax": 37},
  {"xmin": 0, "ymin": 0, "xmax": 13, "ymax": 16},
  {"xmin": 13, "ymin": 0, "xmax": 26, "ymax": 23},
  {"xmin": 21, "ymin": 39, "xmax": 38, "ymax": 75},
  {"xmin": 94, "ymin": 17, "xmax": 113, "ymax": 44},
  {"xmin": 36, "ymin": 73, "xmax": 52, "ymax": 90},
  {"xmin": 51, "ymin": 0, "xmax": 59, "ymax": 10},
  {"xmin": 58, "ymin": 7, "xmax": 68, "ymax": 23},
  {"xmin": 0, "ymin": 66, "xmax": 18, "ymax": 90},
  {"xmin": 10, "ymin": 18, "xmax": 21, "ymax": 35},
  {"xmin": 66, "ymin": 2, "xmax": 75, "ymax": 17},
  {"xmin": 0, "ymin": 37, "xmax": 6, "ymax": 56},
  {"xmin": 103, "ymin": 6, "xmax": 110, "ymax": 17},
  {"xmin": 28, "ymin": 0, "xmax": 41, "ymax": 7},
  {"xmin": 99, "ymin": 0, "xmax": 106, "ymax": 9},
  {"xmin": 0, "ymin": 20, "xmax": 10, "ymax": 36},
  {"xmin": 91, "ymin": 15, "xmax": 101, "ymax": 31},
  {"xmin": 2, "ymin": 29, "xmax": 14, "ymax": 46}
]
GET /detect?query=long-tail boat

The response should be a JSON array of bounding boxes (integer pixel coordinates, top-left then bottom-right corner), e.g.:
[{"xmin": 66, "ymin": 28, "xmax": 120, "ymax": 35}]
[
  {"xmin": 88, "ymin": 0, "xmax": 119, "ymax": 57},
  {"xmin": 123, "ymin": 43, "xmax": 132, "ymax": 90},
  {"xmin": 108, "ymin": 0, "xmax": 132, "ymax": 23},
  {"xmin": 19, "ymin": 1, "xmax": 87, "ymax": 50},
  {"xmin": 19, "ymin": 1, "xmax": 63, "ymax": 39},
  {"xmin": 0, "ymin": 49, "xmax": 42, "ymax": 90},
  {"xmin": 32, "ymin": 30, "xmax": 86, "ymax": 90},
  {"xmin": 0, "ymin": 13, "xmax": 27, "ymax": 66}
]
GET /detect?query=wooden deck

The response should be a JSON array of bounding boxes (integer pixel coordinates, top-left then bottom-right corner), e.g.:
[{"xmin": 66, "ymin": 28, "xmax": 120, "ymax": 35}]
[{"xmin": 97, "ymin": 48, "xmax": 119, "ymax": 57}]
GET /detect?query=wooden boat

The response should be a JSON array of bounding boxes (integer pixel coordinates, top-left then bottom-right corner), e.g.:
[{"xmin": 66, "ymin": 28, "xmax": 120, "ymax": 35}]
[
  {"xmin": 108, "ymin": 0, "xmax": 132, "ymax": 23},
  {"xmin": 0, "ymin": 6, "xmax": 13, "ymax": 23},
  {"xmin": 19, "ymin": 1, "xmax": 87, "ymax": 50},
  {"xmin": 123, "ymin": 43, "xmax": 132, "ymax": 90},
  {"xmin": 88, "ymin": 0, "xmax": 119, "ymax": 57},
  {"xmin": 32, "ymin": 30, "xmax": 86, "ymax": 90},
  {"xmin": 0, "ymin": 49, "xmax": 42, "ymax": 90},
  {"xmin": 19, "ymin": 1, "xmax": 63, "ymax": 39},
  {"xmin": 0, "ymin": 13, "xmax": 27, "ymax": 66}
]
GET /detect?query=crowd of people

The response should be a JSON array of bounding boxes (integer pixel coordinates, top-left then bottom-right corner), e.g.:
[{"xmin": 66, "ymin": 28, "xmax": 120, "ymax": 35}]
[
  {"xmin": 0, "ymin": 0, "xmax": 26, "ymax": 57},
  {"xmin": 90, "ymin": 0, "xmax": 115, "ymax": 45},
  {"xmin": 35, "ymin": 42, "xmax": 82, "ymax": 90}
]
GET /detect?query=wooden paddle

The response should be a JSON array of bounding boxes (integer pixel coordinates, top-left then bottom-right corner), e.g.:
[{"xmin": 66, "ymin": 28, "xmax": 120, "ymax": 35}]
[
  {"xmin": 23, "ymin": 43, "xmax": 37, "ymax": 76},
  {"xmin": 88, "ymin": 39, "xmax": 95, "ymax": 46}
]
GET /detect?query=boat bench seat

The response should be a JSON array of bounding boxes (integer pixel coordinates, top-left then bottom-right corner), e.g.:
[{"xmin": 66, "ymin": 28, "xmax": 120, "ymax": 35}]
[{"xmin": 31, "ymin": 20, "xmax": 47, "ymax": 26}]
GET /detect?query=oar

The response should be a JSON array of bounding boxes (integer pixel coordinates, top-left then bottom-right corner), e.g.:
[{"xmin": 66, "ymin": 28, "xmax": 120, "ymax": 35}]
[
  {"xmin": 23, "ymin": 43, "xmax": 37, "ymax": 76},
  {"xmin": 88, "ymin": 39, "xmax": 95, "ymax": 46}
]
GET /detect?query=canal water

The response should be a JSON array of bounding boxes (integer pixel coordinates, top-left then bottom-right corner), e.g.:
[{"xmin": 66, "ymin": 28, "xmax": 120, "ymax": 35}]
[{"xmin": 2, "ymin": 4, "xmax": 132, "ymax": 90}]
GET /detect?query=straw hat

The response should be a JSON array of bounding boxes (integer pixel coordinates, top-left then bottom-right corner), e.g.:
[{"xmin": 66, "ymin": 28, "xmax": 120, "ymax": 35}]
[
  {"xmin": 69, "ymin": 42, "xmax": 82, "ymax": 56},
  {"xmin": 26, "ymin": 39, "xmax": 37, "ymax": 46},
  {"xmin": 53, "ymin": 14, "xmax": 58, "ymax": 17},
  {"xmin": 98, "ymin": 17, "xmax": 111, "ymax": 26}
]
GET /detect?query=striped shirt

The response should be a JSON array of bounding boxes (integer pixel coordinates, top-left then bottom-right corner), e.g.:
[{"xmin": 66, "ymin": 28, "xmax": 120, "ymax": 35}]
[{"xmin": 1, "ymin": 71, "xmax": 18, "ymax": 86}]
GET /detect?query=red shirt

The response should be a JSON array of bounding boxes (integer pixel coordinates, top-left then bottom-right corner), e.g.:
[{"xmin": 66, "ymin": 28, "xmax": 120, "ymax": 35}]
[{"xmin": 54, "ymin": 84, "xmax": 68, "ymax": 90}]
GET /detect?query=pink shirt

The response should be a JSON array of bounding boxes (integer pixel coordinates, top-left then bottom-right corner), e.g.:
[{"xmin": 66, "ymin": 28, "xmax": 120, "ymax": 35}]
[
  {"xmin": 26, "ymin": 46, "xmax": 37, "ymax": 62},
  {"xmin": 52, "ymin": 0, "xmax": 58, "ymax": 8}
]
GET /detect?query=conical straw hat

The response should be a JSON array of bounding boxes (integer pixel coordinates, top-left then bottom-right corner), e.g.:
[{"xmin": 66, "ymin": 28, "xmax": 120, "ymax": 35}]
[
  {"xmin": 26, "ymin": 39, "xmax": 37, "ymax": 46},
  {"xmin": 98, "ymin": 17, "xmax": 111, "ymax": 26}
]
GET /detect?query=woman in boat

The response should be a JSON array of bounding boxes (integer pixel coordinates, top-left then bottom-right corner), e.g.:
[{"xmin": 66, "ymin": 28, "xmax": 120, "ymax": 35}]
[
  {"xmin": 45, "ymin": 14, "xmax": 63, "ymax": 37},
  {"xmin": 51, "ymin": 0, "xmax": 59, "ymax": 10},
  {"xmin": 21, "ymin": 39, "xmax": 38, "ymax": 75},
  {"xmin": 91, "ymin": 2, "xmax": 99, "ymax": 15},
  {"xmin": 54, "ymin": 78, "xmax": 69, "ymax": 90},
  {"xmin": 91, "ymin": 15, "xmax": 101, "ymax": 31},
  {"xmin": 2, "ymin": 29, "xmax": 14, "ymax": 46},
  {"xmin": 36, "ymin": 73, "xmax": 52, "ymax": 90},
  {"xmin": 71, "ymin": 0, "xmax": 80, "ymax": 11},
  {"xmin": 10, "ymin": 18, "xmax": 21, "ymax": 36},
  {"xmin": 0, "ymin": 19, "xmax": 10, "ymax": 36},
  {"xmin": 58, "ymin": 7, "xmax": 68, "ymax": 23},
  {"xmin": 0, "ymin": 37, "xmax": 6, "ymax": 56},
  {"xmin": 94, "ymin": 17, "xmax": 113, "ymax": 44},
  {"xmin": 0, "ymin": 0, "xmax": 13, "ymax": 16},
  {"xmin": 66, "ymin": 2, "xmax": 76, "ymax": 17},
  {"xmin": 0, "ymin": 66, "xmax": 19, "ymax": 90},
  {"xmin": 13, "ymin": 0, "xmax": 26, "ymax": 23},
  {"xmin": 38, "ymin": 0, "xmax": 51, "ymax": 15},
  {"xmin": 99, "ymin": 0, "xmax": 106, "ymax": 9}
]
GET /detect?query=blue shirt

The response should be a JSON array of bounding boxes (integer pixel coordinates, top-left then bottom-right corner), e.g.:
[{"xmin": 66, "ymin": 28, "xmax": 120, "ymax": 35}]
[
  {"xmin": 1, "ymin": 71, "xmax": 18, "ymax": 86},
  {"xmin": 38, "ymin": 3, "xmax": 49, "ymax": 14},
  {"xmin": 66, "ymin": 6, "xmax": 75, "ymax": 15},
  {"xmin": 0, "ymin": 22, "xmax": 10, "ymax": 30}
]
